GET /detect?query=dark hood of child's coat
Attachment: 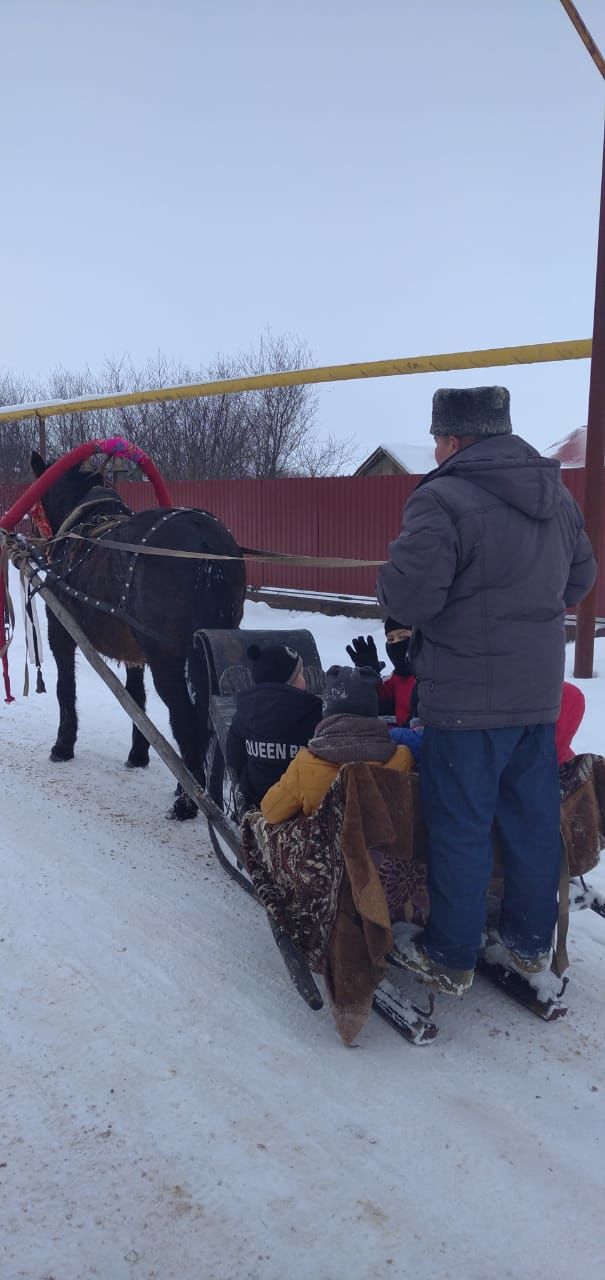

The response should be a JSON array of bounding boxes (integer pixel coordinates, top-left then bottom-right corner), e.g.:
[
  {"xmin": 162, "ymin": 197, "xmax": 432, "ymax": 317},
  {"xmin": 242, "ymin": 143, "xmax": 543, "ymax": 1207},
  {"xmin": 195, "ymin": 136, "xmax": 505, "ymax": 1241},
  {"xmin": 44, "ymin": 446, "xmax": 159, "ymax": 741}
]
[{"xmin": 226, "ymin": 683, "xmax": 322, "ymax": 807}]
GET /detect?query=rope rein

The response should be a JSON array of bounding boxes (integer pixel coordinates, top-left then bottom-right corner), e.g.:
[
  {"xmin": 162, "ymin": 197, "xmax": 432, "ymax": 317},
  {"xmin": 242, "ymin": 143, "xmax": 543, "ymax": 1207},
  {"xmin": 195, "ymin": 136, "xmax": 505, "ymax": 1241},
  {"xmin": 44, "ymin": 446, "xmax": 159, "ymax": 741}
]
[
  {"xmin": 55, "ymin": 530, "xmax": 387, "ymax": 569},
  {"xmin": 25, "ymin": 489, "xmax": 387, "ymax": 569}
]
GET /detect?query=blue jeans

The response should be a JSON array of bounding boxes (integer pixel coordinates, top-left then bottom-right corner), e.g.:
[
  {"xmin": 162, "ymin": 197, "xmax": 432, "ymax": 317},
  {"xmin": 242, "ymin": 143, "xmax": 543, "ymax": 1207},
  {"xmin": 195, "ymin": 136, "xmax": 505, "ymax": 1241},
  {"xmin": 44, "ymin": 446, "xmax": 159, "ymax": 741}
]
[{"xmin": 419, "ymin": 725, "xmax": 560, "ymax": 970}]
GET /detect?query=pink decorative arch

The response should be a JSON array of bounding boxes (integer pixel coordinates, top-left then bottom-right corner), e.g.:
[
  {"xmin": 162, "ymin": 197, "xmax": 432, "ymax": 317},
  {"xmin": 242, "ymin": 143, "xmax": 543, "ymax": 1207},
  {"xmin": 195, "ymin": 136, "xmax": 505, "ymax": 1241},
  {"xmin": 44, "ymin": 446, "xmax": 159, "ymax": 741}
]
[
  {"xmin": 0, "ymin": 438, "xmax": 171, "ymax": 702},
  {"xmin": 0, "ymin": 437, "xmax": 172, "ymax": 533}
]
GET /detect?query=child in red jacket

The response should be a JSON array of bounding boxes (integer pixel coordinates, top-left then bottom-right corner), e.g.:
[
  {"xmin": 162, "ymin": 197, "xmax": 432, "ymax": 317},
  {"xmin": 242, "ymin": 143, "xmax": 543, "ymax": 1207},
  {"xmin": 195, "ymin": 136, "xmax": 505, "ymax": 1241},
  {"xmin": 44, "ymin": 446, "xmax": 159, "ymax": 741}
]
[
  {"xmin": 346, "ymin": 627, "xmax": 584, "ymax": 760},
  {"xmin": 346, "ymin": 617, "xmax": 417, "ymax": 726},
  {"xmin": 556, "ymin": 681, "xmax": 586, "ymax": 764}
]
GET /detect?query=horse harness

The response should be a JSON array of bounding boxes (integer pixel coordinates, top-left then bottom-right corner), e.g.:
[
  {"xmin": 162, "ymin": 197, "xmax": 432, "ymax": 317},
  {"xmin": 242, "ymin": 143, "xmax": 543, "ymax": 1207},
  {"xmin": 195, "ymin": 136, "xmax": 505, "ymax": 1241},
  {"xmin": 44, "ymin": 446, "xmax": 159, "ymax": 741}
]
[{"xmin": 28, "ymin": 491, "xmax": 201, "ymax": 647}]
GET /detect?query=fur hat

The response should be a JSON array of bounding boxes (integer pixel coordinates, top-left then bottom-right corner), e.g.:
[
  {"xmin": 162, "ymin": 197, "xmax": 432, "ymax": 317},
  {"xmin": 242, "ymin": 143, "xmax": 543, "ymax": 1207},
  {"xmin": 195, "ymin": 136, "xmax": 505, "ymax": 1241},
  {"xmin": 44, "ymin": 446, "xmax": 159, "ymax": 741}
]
[
  {"xmin": 322, "ymin": 665, "xmax": 378, "ymax": 718},
  {"xmin": 430, "ymin": 387, "xmax": 512, "ymax": 438},
  {"xmin": 247, "ymin": 643, "xmax": 303, "ymax": 685}
]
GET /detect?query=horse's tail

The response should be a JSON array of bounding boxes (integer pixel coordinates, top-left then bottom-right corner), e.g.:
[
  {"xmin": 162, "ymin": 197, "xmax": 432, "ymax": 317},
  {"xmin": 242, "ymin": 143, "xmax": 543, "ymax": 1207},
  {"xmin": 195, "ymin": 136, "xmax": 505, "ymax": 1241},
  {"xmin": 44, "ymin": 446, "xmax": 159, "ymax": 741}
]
[
  {"xmin": 185, "ymin": 521, "xmax": 247, "ymax": 708},
  {"xmin": 189, "ymin": 531, "xmax": 246, "ymax": 635}
]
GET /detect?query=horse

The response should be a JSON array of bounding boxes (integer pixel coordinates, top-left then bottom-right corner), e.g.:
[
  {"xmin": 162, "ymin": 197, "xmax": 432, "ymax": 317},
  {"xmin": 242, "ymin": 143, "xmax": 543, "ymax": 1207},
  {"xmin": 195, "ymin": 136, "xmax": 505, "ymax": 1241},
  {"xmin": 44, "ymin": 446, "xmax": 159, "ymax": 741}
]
[{"xmin": 30, "ymin": 451, "xmax": 246, "ymax": 819}]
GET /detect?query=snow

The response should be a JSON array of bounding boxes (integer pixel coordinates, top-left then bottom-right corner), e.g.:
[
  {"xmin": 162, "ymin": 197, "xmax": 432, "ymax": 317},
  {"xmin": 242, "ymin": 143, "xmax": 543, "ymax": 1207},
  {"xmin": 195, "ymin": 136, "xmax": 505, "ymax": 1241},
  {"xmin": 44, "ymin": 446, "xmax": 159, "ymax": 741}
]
[
  {"xmin": 2, "ymin": 577, "xmax": 605, "ymax": 1280},
  {"xmin": 543, "ymin": 427, "xmax": 587, "ymax": 469},
  {"xmin": 356, "ymin": 441, "xmax": 437, "ymax": 475},
  {"xmin": 357, "ymin": 432, "xmax": 590, "ymax": 476},
  {"xmin": 377, "ymin": 442, "xmax": 437, "ymax": 474}
]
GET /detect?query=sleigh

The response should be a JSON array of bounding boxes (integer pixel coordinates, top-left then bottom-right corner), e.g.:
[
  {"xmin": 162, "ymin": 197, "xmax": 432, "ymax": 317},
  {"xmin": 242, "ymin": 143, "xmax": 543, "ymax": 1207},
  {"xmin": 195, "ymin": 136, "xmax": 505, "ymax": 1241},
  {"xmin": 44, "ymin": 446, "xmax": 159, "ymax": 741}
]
[{"xmin": 190, "ymin": 627, "xmax": 605, "ymax": 1046}]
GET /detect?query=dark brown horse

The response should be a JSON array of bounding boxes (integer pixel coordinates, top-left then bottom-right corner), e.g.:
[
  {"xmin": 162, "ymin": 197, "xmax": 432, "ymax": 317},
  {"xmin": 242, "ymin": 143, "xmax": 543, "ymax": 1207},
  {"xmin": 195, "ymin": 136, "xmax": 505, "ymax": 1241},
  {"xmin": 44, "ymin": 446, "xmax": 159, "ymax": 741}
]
[{"xmin": 30, "ymin": 452, "xmax": 246, "ymax": 818}]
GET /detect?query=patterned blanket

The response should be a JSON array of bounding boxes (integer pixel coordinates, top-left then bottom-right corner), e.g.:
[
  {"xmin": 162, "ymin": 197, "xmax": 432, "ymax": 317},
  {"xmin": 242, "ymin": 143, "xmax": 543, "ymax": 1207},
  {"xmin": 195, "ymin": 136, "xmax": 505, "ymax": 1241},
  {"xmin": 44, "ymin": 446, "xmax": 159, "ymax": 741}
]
[
  {"xmin": 241, "ymin": 763, "xmax": 418, "ymax": 1042},
  {"xmin": 241, "ymin": 781, "xmax": 346, "ymax": 972}
]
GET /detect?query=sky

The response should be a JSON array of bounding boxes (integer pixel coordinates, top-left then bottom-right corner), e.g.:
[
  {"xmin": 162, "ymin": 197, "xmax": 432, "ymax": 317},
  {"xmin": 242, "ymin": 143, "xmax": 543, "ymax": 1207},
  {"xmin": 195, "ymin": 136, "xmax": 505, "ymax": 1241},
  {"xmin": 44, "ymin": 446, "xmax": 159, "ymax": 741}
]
[{"xmin": 1, "ymin": 0, "xmax": 604, "ymax": 464}]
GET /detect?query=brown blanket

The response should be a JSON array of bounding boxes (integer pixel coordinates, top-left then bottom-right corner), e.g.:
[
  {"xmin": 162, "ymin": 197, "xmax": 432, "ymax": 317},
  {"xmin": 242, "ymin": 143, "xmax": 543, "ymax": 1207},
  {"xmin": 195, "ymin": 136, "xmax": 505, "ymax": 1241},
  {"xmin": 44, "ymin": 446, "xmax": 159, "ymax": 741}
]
[
  {"xmin": 325, "ymin": 763, "xmax": 418, "ymax": 1043},
  {"xmin": 559, "ymin": 753, "xmax": 605, "ymax": 877}
]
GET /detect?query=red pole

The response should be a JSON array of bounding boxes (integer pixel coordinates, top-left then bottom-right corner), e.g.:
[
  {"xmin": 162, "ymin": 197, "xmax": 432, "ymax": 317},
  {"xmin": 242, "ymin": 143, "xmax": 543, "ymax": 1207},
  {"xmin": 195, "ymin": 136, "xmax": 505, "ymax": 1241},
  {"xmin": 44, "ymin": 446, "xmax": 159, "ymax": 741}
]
[{"xmin": 574, "ymin": 120, "xmax": 605, "ymax": 678}]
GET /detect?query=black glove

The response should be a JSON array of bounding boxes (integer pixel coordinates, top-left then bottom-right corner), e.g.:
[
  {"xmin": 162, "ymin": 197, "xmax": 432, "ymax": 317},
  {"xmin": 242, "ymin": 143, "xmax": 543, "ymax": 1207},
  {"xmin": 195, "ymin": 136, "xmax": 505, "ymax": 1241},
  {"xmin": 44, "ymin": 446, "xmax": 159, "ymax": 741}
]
[{"xmin": 345, "ymin": 635, "xmax": 385, "ymax": 675}]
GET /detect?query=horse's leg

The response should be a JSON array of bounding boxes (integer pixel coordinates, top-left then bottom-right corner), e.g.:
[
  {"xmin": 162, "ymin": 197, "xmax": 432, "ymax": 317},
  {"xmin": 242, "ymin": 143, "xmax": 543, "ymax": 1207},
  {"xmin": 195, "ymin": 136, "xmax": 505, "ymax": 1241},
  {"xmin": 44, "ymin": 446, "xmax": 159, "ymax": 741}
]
[
  {"xmin": 47, "ymin": 609, "xmax": 78, "ymax": 762},
  {"xmin": 147, "ymin": 656, "xmax": 207, "ymax": 820},
  {"xmin": 124, "ymin": 664, "xmax": 150, "ymax": 768}
]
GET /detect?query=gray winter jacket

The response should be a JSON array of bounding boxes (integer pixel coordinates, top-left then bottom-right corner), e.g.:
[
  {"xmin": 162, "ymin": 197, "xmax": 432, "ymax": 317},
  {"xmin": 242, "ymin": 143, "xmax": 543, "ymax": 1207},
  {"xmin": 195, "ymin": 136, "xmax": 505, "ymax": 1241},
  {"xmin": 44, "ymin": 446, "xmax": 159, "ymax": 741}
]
[{"xmin": 377, "ymin": 435, "xmax": 596, "ymax": 729}]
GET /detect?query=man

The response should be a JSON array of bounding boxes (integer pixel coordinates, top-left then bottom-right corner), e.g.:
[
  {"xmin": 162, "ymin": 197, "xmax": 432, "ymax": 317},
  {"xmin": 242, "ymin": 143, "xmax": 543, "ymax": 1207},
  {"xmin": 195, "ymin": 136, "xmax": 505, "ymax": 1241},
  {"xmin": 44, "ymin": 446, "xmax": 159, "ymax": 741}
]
[{"xmin": 377, "ymin": 386, "xmax": 596, "ymax": 995}]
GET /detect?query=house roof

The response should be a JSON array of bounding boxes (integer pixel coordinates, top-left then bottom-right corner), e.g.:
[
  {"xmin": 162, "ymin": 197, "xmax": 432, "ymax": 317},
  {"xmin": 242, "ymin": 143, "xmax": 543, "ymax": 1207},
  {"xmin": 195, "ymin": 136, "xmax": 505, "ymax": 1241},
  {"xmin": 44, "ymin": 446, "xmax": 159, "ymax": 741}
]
[
  {"xmin": 543, "ymin": 426, "xmax": 587, "ymax": 468},
  {"xmin": 357, "ymin": 429, "xmax": 589, "ymax": 477},
  {"xmin": 354, "ymin": 441, "xmax": 436, "ymax": 476}
]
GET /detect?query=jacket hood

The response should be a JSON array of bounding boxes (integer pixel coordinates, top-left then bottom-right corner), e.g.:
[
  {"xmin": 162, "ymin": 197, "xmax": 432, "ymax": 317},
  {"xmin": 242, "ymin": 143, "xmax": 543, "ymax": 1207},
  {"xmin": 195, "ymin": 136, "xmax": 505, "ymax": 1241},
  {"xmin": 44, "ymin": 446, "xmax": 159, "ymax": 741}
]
[
  {"xmin": 420, "ymin": 434, "xmax": 562, "ymax": 520},
  {"xmin": 308, "ymin": 714, "xmax": 396, "ymax": 763},
  {"xmin": 235, "ymin": 683, "xmax": 322, "ymax": 736}
]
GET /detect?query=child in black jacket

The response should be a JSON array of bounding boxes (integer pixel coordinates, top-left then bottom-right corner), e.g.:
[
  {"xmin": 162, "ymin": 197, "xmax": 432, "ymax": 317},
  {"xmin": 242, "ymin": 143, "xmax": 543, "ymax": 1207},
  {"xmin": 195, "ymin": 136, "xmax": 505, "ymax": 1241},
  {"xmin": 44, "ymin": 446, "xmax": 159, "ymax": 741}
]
[{"xmin": 226, "ymin": 643, "xmax": 322, "ymax": 810}]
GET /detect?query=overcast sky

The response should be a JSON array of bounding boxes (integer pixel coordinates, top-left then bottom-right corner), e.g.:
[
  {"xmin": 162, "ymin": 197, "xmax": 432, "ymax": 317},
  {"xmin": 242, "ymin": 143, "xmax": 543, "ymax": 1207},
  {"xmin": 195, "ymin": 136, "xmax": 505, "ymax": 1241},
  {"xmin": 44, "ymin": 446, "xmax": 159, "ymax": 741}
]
[{"xmin": 1, "ymin": 0, "xmax": 604, "ymax": 461}]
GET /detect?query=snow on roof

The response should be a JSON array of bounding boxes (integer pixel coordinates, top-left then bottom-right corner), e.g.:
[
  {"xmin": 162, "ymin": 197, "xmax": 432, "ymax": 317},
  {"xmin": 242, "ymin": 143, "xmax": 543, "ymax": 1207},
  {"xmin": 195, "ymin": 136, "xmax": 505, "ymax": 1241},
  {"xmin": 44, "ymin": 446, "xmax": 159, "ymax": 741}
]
[
  {"xmin": 543, "ymin": 426, "xmax": 587, "ymax": 469},
  {"xmin": 358, "ymin": 429, "xmax": 591, "ymax": 476},
  {"xmin": 356, "ymin": 441, "xmax": 436, "ymax": 475},
  {"xmin": 379, "ymin": 442, "xmax": 437, "ymax": 472}
]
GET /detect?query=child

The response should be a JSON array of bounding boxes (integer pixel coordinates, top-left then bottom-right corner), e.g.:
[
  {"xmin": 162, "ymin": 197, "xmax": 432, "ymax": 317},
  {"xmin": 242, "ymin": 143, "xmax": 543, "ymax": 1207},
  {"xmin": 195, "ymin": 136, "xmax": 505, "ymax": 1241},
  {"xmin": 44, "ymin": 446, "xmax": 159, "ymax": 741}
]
[
  {"xmin": 555, "ymin": 681, "xmax": 586, "ymax": 763},
  {"xmin": 261, "ymin": 665, "xmax": 413, "ymax": 824},
  {"xmin": 226, "ymin": 643, "xmax": 322, "ymax": 810},
  {"xmin": 346, "ymin": 617, "xmax": 417, "ymax": 725}
]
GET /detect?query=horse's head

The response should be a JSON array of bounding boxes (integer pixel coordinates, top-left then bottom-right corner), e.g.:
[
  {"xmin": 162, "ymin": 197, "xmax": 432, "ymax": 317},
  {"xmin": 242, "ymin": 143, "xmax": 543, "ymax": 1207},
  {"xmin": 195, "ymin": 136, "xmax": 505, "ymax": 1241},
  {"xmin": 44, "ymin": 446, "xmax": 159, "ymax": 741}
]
[{"xmin": 30, "ymin": 451, "xmax": 106, "ymax": 535}]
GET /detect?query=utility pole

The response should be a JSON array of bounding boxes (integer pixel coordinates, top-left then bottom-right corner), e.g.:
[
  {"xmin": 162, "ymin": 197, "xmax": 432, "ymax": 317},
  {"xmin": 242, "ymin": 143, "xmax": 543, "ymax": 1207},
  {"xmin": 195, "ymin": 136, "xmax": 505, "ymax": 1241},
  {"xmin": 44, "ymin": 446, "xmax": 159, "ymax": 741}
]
[
  {"xmin": 558, "ymin": 1, "xmax": 605, "ymax": 677},
  {"xmin": 574, "ymin": 121, "xmax": 605, "ymax": 677}
]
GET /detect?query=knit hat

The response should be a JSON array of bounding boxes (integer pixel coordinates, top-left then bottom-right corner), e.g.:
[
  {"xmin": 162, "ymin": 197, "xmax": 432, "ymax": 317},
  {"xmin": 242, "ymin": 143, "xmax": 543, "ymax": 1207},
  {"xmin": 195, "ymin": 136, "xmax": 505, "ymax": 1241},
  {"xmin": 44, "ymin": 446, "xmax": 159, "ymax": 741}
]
[
  {"xmin": 322, "ymin": 665, "xmax": 379, "ymax": 718},
  {"xmin": 247, "ymin": 643, "xmax": 303, "ymax": 685},
  {"xmin": 384, "ymin": 616, "xmax": 412, "ymax": 637},
  {"xmin": 430, "ymin": 387, "xmax": 512, "ymax": 438}
]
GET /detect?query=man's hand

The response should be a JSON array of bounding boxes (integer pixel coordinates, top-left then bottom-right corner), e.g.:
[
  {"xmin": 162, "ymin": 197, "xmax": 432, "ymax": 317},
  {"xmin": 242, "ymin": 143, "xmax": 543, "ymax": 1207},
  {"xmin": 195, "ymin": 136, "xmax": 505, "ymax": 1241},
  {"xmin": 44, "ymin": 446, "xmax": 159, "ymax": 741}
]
[{"xmin": 345, "ymin": 635, "xmax": 385, "ymax": 675}]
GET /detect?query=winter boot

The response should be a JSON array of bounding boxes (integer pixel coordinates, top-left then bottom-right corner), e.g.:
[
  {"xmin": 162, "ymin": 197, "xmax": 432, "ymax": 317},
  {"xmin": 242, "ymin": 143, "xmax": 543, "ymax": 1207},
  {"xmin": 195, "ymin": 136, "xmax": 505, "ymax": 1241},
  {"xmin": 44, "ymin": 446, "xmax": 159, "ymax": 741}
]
[
  {"xmin": 483, "ymin": 929, "xmax": 550, "ymax": 977},
  {"xmin": 388, "ymin": 938, "xmax": 474, "ymax": 997}
]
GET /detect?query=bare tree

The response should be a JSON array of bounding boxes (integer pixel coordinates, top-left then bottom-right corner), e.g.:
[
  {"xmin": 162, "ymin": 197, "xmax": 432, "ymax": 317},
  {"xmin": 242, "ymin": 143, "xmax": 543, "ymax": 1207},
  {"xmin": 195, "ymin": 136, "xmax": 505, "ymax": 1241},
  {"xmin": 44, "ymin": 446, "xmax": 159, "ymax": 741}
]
[
  {"xmin": 291, "ymin": 432, "xmax": 356, "ymax": 477},
  {"xmin": 0, "ymin": 332, "xmax": 353, "ymax": 481},
  {"xmin": 0, "ymin": 372, "xmax": 42, "ymax": 481},
  {"xmin": 236, "ymin": 331, "xmax": 354, "ymax": 477}
]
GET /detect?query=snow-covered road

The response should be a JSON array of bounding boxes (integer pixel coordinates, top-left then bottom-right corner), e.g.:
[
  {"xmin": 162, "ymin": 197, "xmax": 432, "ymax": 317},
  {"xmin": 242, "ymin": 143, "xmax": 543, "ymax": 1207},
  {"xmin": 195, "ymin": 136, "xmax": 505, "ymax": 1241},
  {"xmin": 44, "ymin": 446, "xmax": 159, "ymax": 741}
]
[{"xmin": 2, "ymin": 589, "xmax": 604, "ymax": 1280}]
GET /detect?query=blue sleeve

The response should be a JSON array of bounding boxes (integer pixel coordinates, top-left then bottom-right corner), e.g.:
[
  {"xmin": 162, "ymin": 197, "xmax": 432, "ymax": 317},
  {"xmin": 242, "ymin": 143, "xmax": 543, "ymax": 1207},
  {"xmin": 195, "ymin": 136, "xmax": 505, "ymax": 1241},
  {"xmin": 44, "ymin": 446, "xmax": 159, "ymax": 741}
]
[{"xmin": 389, "ymin": 726, "xmax": 423, "ymax": 765}]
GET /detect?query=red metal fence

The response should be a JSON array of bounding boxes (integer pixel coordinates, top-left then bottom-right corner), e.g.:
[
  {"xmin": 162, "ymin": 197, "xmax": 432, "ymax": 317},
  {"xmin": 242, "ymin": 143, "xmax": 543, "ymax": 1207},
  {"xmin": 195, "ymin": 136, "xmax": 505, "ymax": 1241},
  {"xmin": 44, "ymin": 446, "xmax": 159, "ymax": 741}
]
[
  {"xmin": 1, "ymin": 471, "xmax": 601, "ymax": 611},
  {"xmin": 164, "ymin": 476, "xmax": 421, "ymax": 596}
]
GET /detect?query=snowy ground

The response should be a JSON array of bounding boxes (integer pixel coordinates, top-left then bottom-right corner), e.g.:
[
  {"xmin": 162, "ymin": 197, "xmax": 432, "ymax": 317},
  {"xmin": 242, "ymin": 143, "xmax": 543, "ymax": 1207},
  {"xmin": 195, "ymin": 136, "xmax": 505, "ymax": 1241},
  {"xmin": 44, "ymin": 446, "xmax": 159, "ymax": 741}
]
[{"xmin": 2, "ymin": 578, "xmax": 605, "ymax": 1280}]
